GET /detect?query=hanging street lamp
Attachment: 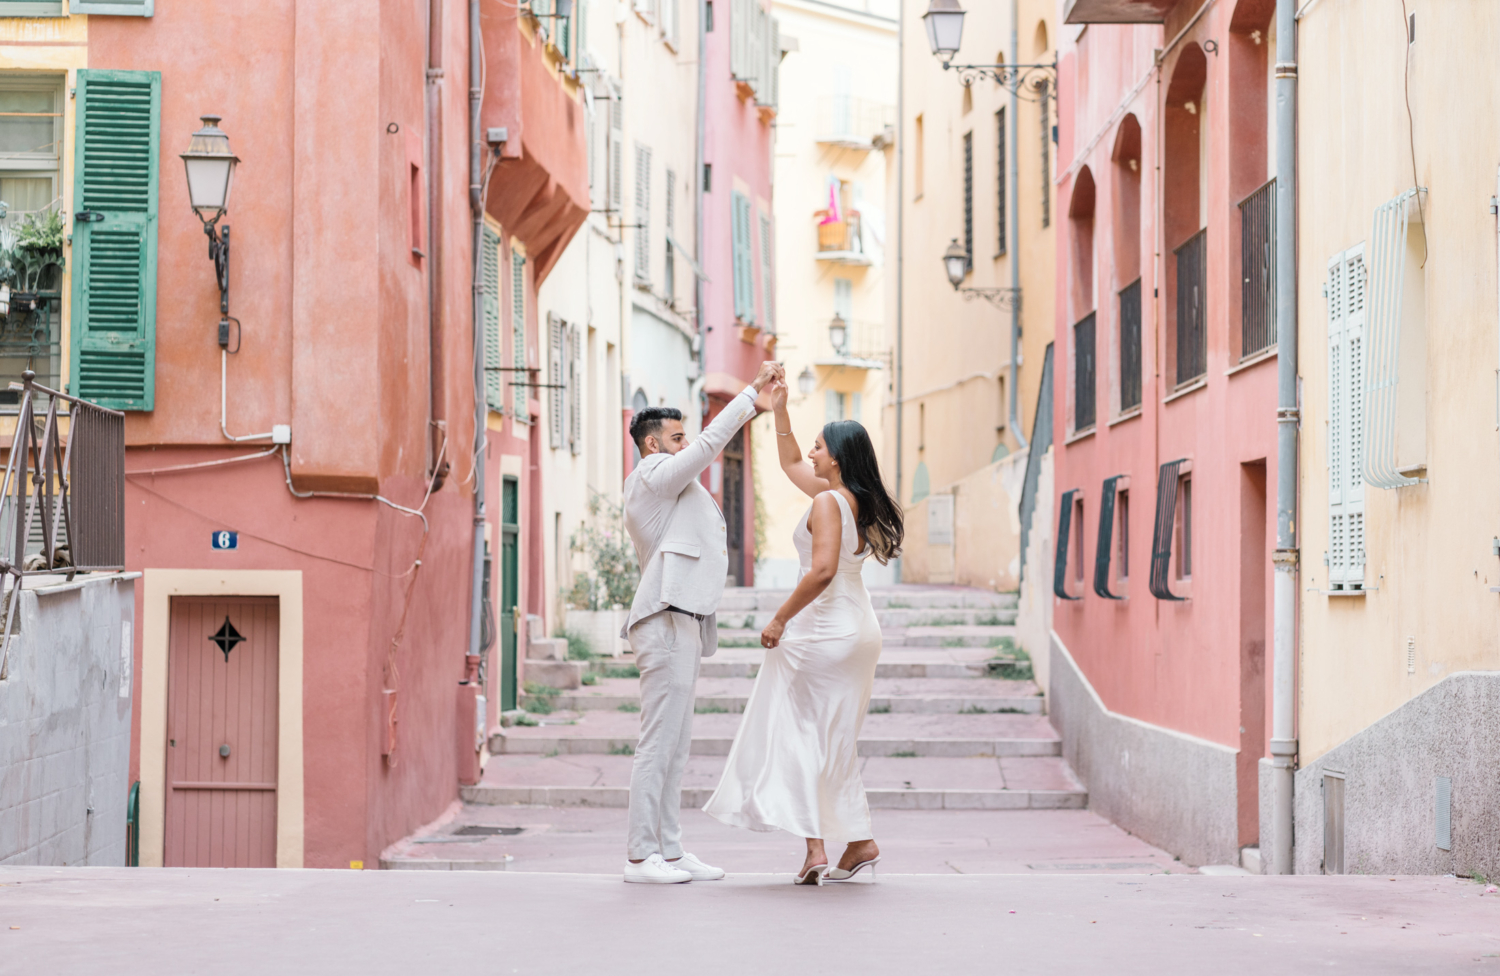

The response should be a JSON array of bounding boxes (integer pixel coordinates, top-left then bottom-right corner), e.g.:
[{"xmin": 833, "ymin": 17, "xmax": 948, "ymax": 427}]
[
  {"xmin": 922, "ymin": 0, "xmax": 965, "ymax": 63},
  {"xmin": 180, "ymin": 115, "xmax": 240, "ymax": 327},
  {"xmin": 828, "ymin": 313, "xmax": 849, "ymax": 356},
  {"xmin": 943, "ymin": 238, "xmax": 1020, "ymax": 310},
  {"xmin": 922, "ymin": 0, "xmax": 1057, "ymax": 98},
  {"xmin": 797, "ymin": 366, "xmax": 816, "ymax": 398}
]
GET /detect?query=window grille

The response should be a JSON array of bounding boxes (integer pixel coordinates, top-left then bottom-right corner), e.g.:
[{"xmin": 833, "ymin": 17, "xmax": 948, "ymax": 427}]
[
  {"xmin": 995, "ymin": 108, "xmax": 1006, "ymax": 256},
  {"xmin": 1326, "ymin": 244, "xmax": 1367, "ymax": 588},
  {"xmin": 1073, "ymin": 312, "xmax": 1096, "ymax": 431},
  {"xmin": 1119, "ymin": 279, "xmax": 1142, "ymax": 411},
  {"xmin": 1364, "ymin": 188, "xmax": 1423, "ymax": 489},
  {"xmin": 1092, "ymin": 475, "xmax": 1125, "ymax": 599},
  {"xmin": 1239, "ymin": 178, "xmax": 1276, "ymax": 358},
  {"xmin": 1174, "ymin": 229, "xmax": 1207, "ymax": 385},
  {"xmin": 1148, "ymin": 458, "xmax": 1188, "ymax": 600},
  {"xmin": 1039, "ymin": 81, "xmax": 1050, "ymax": 228},
  {"xmin": 568, "ymin": 324, "xmax": 582, "ymax": 454},
  {"xmin": 511, "ymin": 249, "xmax": 528, "ymax": 419},
  {"xmin": 1052, "ymin": 487, "xmax": 1081, "ymax": 600}
]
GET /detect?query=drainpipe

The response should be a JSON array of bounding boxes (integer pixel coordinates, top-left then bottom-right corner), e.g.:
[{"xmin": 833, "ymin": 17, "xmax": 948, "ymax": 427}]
[
  {"xmin": 893, "ymin": 0, "xmax": 905, "ymax": 578},
  {"xmin": 695, "ymin": 0, "xmax": 708, "ymax": 417},
  {"xmin": 1269, "ymin": 0, "xmax": 1299, "ymax": 875},
  {"xmin": 428, "ymin": 0, "xmax": 448, "ymax": 486},
  {"xmin": 468, "ymin": 0, "xmax": 488, "ymax": 666},
  {"xmin": 1007, "ymin": 0, "xmax": 1026, "ymax": 450}
]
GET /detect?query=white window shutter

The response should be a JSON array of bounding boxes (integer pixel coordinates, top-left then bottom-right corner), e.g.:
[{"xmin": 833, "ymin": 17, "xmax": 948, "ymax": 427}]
[
  {"xmin": 1344, "ymin": 247, "xmax": 1367, "ymax": 587},
  {"xmin": 730, "ymin": 192, "xmax": 745, "ymax": 320},
  {"xmin": 635, "ymin": 144, "xmax": 651, "ymax": 280},
  {"xmin": 511, "ymin": 250, "xmax": 529, "ymax": 419},
  {"xmin": 825, "ymin": 390, "xmax": 841, "ymax": 423},
  {"xmin": 549, "ymin": 315, "xmax": 566, "ymax": 448},
  {"xmin": 608, "ymin": 88, "xmax": 624, "ymax": 212},
  {"xmin": 1326, "ymin": 252, "xmax": 1347, "ymax": 588}
]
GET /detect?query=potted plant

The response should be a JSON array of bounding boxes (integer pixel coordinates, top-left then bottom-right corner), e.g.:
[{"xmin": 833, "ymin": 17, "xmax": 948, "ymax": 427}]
[{"xmin": 8, "ymin": 209, "xmax": 64, "ymax": 315}]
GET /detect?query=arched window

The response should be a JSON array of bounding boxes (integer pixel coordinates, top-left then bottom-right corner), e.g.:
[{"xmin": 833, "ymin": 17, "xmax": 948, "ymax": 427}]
[
  {"xmin": 1069, "ymin": 168, "xmax": 1097, "ymax": 431},
  {"xmin": 1033, "ymin": 20, "xmax": 1049, "ymax": 57},
  {"xmin": 1164, "ymin": 44, "xmax": 1208, "ymax": 387},
  {"xmin": 1229, "ymin": 0, "xmax": 1277, "ymax": 360}
]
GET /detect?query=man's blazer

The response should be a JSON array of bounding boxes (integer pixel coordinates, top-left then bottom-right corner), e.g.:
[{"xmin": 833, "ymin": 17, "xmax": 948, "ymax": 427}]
[{"xmin": 621, "ymin": 386, "xmax": 759, "ymax": 657}]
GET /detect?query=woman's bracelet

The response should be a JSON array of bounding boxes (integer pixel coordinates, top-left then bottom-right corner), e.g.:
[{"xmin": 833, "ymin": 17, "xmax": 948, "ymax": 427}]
[{"xmin": 776, "ymin": 428, "xmax": 791, "ymax": 436}]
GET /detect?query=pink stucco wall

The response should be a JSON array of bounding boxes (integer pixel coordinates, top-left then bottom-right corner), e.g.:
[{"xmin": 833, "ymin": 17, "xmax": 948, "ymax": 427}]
[
  {"xmin": 93, "ymin": 0, "xmax": 585, "ymax": 866},
  {"xmin": 1052, "ymin": 2, "xmax": 1279, "ymax": 845}
]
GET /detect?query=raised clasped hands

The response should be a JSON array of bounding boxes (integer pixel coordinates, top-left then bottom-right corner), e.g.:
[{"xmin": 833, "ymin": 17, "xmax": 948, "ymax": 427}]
[
  {"xmin": 769, "ymin": 375, "xmax": 789, "ymax": 412},
  {"xmin": 752, "ymin": 360, "xmax": 785, "ymax": 393},
  {"xmin": 760, "ymin": 617, "xmax": 786, "ymax": 649}
]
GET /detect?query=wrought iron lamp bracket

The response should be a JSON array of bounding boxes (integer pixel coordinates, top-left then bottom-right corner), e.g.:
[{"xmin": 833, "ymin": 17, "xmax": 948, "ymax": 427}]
[
  {"xmin": 941, "ymin": 60, "xmax": 1057, "ymax": 102},
  {"xmin": 199, "ymin": 213, "xmax": 231, "ymax": 316},
  {"xmin": 958, "ymin": 286, "xmax": 1022, "ymax": 312}
]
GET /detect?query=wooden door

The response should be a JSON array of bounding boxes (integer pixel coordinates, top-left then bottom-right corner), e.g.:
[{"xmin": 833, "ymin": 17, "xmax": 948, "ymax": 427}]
[
  {"xmin": 165, "ymin": 596, "xmax": 279, "ymax": 868},
  {"xmin": 500, "ymin": 476, "xmax": 519, "ymax": 712}
]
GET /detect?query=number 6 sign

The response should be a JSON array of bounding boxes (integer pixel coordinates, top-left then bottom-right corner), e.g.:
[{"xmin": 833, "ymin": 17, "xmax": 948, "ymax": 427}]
[{"xmin": 211, "ymin": 530, "xmax": 239, "ymax": 551}]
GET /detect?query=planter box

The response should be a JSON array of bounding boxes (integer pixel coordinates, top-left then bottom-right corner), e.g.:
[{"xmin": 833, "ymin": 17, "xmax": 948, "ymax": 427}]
[{"xmin": 564, "ymin": 608, "xmax": 631, "ymax": 657}]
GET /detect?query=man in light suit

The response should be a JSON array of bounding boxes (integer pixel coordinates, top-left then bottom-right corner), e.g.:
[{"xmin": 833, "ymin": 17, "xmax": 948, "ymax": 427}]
[{"xmin": 620, "ymin": 360, "xmax": 782, "ymax": 883}]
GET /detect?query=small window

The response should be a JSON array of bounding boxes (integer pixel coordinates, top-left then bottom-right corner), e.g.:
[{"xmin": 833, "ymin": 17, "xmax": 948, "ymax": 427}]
[
  {"xmin": 1073, "ymin": 313, "xmax": 1096, "ymax": 431},
  {"xmin": 409, "ymin": 163, "xmax": 424, "ymax": 258},
  {"xmin": 1119, "ymin": 280, "xmax": 1142, "ymax": 411},
  {"xmin": 995, "ymin": 108, "xmax": 1007, "ymax": 256},
  {"xmin": 962, "ymin": 130, "xmax": 973, "ymax": 270},
  {"xmin": 1117, "ymin": 489, "xmax": 1129, "ymax": 582}
]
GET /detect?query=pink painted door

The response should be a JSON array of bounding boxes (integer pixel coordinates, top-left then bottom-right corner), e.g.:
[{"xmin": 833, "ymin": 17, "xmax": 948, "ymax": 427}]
[{"xmin": 165, "ymin": 597, "xmax": 279, "ymax": 868}]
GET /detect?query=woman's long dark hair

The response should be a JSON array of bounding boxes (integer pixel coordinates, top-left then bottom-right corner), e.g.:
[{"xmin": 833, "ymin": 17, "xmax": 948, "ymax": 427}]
[{"xmin": 822, "ymin": 420, "xmax": 904, "ymax": 564}]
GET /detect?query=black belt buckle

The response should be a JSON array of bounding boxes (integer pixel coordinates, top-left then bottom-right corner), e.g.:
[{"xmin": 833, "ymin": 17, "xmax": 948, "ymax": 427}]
[{"xmin": 666, "ymin": 605, "xmax": 705, "ymax": 621}]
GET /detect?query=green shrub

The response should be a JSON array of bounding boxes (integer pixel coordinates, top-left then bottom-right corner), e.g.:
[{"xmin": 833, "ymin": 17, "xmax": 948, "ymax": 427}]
[
  {"xmin": 617, "ymin": 701, "xmax": 641, "ymax": 713},
  {"xmin": 581, "ymin": 672, "xmax": 598, "ymax": 686},
  {"xmin": 560, "ymin": 630, "xmax": 596, "ymax": 661},
  {"xmin": 608, "ymin": 743, "xmax": 636, "ymax": 756},
  {"xmin": 604, "ymin": 664, "xmax": 640, "ymax": 679}
]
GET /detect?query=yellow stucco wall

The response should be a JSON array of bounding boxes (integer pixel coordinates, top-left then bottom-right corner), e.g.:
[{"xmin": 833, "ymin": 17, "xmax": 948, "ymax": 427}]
[{"xmin": 1296, "ymin": 1, "xmax": 1500, "ymax": 761}]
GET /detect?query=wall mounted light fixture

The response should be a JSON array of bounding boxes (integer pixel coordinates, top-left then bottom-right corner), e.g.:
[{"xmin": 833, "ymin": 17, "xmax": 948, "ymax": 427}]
[{"xmin": 180, "ymin": 115, "xmax": 240, "ymax": 343}]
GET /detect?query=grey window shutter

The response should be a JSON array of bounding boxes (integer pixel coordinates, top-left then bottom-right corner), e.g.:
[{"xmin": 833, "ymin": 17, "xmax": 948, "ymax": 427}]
[
  {"xmin": 511, "ymin": 250, "xmax": 529, "ymax": 419},
  {"xmin": 634, "ymin": 144, "xmax": 651, "ymax": 280},
  {"xmin": 548, "ymin": 314, "xmax": 565, "ymax": 448},
  {"xmin": 608, "ymin": 86, "xmax": 624, "ymax": 212},
  {"xmin": 482, "ymin": 227, "xmax": 504, "ymax": 410},
  {"xmin": 758, "ymin": 210, "xmax": 774, "ymax": 331},
  {"xmin": 71, "ymin": 0, "xmax": 152, "ymax": 13},
  {"xmin": 569, "ymin": 325, "xmax": 582, "ymax": 455}
]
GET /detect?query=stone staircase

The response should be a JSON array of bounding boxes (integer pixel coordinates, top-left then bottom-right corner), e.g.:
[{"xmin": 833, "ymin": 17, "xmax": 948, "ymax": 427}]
[{"xmin": 463, "ymin": 585, "xmax": 1086, "ymax": 812}]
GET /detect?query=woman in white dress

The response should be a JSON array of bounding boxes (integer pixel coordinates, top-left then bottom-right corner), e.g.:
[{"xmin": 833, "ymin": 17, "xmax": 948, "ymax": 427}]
[{"xmin": 703, "ymin": 376, "xmax": 904, "ymax": 884}]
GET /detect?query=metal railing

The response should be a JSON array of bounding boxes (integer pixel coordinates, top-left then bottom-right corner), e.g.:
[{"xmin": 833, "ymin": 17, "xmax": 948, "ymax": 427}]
[
  {"xmin": 814, "ymin": 95, "xmax": 895, "ymax": 148},
  {"xmin": 1239, "ymin": 178, "xmax": 1276, "ymax": 359},
  {"xmin": 0, "ymin": 370, "xmax": 125, "ymax": 677},
  {"xmin": 1174, "ymin": 229, "xmax": 1207, "ymax": 386}
]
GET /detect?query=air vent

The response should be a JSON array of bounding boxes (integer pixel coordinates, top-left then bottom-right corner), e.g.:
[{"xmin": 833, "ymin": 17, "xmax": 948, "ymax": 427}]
[
  {"xmin": 1323, "ymin": 773, "xmax": 1345, "ymax": 875},
  {"xmin": 1406, "ymin": 637, "xmax": 1416, "ymax": 675}
]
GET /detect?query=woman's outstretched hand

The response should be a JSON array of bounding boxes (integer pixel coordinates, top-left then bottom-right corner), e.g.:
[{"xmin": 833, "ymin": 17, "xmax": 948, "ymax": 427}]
[
  {"xmin": 760, "ymin": 617, "xmax": 786, "ymax": 648},
  {"xmin": 770, "ymin": 376, "xmax": 789, "ymax": 413}
]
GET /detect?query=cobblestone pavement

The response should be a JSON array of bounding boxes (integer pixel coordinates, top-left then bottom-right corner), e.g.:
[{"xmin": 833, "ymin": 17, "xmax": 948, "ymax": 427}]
[{"xmin": 3, "ymin": 866, "xmax": 1497, "ymax": 975}]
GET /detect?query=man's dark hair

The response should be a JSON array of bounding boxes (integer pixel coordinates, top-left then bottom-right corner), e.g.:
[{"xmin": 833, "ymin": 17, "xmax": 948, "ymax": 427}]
[{"xmin": 630, "ymin": 406, "xmax": 684, "ymax": 452}]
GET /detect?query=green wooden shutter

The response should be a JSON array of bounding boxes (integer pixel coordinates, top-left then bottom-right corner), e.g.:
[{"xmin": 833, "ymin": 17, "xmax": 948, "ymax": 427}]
[
  {"xmin": 482, "ymin": 226, "xmax": 503, "ymax": 411},
  {"xmin": 1, "ymin": 1, "xmax": 64, "ymax": 16},
  {"xmin": 70, "ymin": 0, "xmax": 153, "ymax": 14},
  {"xmin": 731, "ymin": 191, "xmax": 748, "ymax": 322},
  {"xmin": 70, "ymin": 69, "xmax": 160, "ymax": 411}
]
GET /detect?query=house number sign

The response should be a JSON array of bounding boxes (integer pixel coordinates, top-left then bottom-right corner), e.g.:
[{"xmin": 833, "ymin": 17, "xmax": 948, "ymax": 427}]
[{"xmin": 211, "ymin": 531, "xmax": 239, "ymax": 550}]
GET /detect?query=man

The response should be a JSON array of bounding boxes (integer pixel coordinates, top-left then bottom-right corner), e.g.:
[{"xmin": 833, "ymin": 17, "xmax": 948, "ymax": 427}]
[{"xmin": 620, "ymin": 360, "xmax": 782, "ymax": 883}]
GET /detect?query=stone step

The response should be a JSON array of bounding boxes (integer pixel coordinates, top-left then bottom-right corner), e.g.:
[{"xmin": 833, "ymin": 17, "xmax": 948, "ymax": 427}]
[
  {"xmin": 713, "ymin": 608, "xmax": 1019, "ymax": 630},
  {"xmin": 491, "ymin": 709, "xmax": 1061, "ymax": 757},
  {"xmin": 524, "ymin": 676, "xmax": 1044, "ymax": 716},
  {"xmin": 461, "ymin": 755, "xmax": 1085, "ymax": 810},
  {"xmin": 713, "ymin": 625, "xmax": 1018, "ymax": 650},
  {"xmin": 716, "ymin": 586, "xmax": 1018, "ymax": 614}
]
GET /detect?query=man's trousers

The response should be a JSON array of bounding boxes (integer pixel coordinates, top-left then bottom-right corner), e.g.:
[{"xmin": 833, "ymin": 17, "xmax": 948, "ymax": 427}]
[{"xmin": 626, "ymin": 611, "xmax": 703, "ymax": 860}]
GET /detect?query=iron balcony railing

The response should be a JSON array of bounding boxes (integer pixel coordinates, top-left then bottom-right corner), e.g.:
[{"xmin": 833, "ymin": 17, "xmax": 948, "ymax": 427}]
[
  {"xmin": 1239, "ymin": 178, "xmax": 1276, "ymax": 359},
  {"xmin": 1174, "ymin": 229, "xmax": 1207, "ymax": 386},
  {"xmin": 0, "ymin": 370, "xmax": 125, "ymax": 677}
]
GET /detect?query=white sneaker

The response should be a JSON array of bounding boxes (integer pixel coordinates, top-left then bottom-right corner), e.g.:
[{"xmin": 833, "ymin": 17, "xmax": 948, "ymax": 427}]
[
  {"xmin": 669, "ymin": 852, "xmax": 725, "ymax": 881},
  {"xmin": 624, "ymin": 853, "xmax": 693, "ymax": 884}
]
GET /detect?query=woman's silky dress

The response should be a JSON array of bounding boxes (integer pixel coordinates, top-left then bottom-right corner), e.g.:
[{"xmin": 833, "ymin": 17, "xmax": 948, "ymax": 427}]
[{"xmin": 703, "ymin": 491, "xmax": 882, "ymax": 843}]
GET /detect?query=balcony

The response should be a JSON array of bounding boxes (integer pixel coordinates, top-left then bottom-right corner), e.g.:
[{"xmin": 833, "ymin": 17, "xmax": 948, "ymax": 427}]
[
  {"xmin": 815, "ymin": 210, "xmax": 870, "ymax": 266},
  {"xmin": 1063, "ymin": 0, "xmax": 1181, "ymax": 23},
  {"xmin": 814, "ymin": 318, "xmax": 887, "ymax": 370},
  {"xmin": 815, "ymin": 95, "xmax": 895, "ymax": 151}
]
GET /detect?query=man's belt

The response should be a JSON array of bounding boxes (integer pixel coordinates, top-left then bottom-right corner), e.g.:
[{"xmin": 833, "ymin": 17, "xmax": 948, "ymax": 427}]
[{"xmin": 665, "ymin": 605, "xmax": 707, "ymax": 621}]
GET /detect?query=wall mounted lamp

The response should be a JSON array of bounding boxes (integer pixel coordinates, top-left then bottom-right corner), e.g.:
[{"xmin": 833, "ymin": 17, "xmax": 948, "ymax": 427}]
[
  {"xmin": 944, "ymin": 238, "xmax": 1021, "ymax": 311},
  {"xmin": 828, "ymin": 313, "xmax": 848, "ymax": 356},
  {"xmin": 180, "ymin": 115, "xmax": 240, "ymax": 341},
  {"xmin": 922, "ymin": 0, "xmax": 1056, "ymax": 99},
  {"xmin": 797, "ymin": 366, "xmax": 816, "ymax": 398}
]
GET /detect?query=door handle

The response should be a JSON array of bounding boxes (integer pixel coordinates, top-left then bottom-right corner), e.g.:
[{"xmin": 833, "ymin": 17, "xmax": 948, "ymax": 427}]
[{"xmin": 74, "ymin": 211, "xmax": 104, "ymax": 223}]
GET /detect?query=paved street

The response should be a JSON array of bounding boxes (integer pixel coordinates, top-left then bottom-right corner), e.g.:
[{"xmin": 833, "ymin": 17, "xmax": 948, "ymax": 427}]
[{"xmin": 4, "ymin": 866, "xmax": 1496, "ymax": 975}]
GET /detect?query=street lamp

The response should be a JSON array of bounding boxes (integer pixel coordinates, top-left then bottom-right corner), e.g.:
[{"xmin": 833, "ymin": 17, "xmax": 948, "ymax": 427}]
[
  {"xmin": 922, "ymin": 0, "xmax": 965, "ymax": 63},
  {"xmin": 943, "ymin": 238, "xmax": 968, "ymax": 289},
  {"xmin": 180, "ymin": 115, "xmax": 240, "ymax": 323},
  {"xmin": 828, "ymin": 313, "xmax": 848, "ymax": 355},
  {"xmin": 797, "ymin": 366, "xmax": 816, "ymax": 398}
]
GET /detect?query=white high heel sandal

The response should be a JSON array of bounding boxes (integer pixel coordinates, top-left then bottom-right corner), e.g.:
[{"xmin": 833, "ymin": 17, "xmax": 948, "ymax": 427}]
[
  {"xmin": 826, "ymin": 856, "xmax": 880, "ymax": 882},
  {"xmin": 794, "ymin": 863, "xmax": 829, "ymax": 885}
]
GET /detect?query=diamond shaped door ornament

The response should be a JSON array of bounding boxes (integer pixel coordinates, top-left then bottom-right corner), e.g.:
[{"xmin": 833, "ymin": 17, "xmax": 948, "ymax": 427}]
[{"xmin": 209, "ymin": 616, "xmax": 245, "ymax": 663}]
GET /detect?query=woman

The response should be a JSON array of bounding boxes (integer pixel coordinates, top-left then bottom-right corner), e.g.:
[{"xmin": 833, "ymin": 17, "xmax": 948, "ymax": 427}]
[{"xmin": 702, "ymin": 376, "xmax": 904, "ymax": 884}]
